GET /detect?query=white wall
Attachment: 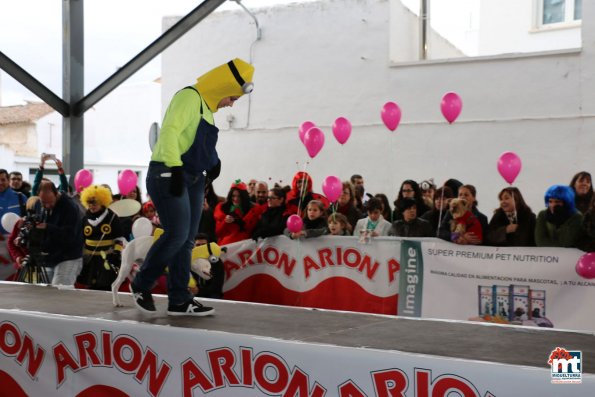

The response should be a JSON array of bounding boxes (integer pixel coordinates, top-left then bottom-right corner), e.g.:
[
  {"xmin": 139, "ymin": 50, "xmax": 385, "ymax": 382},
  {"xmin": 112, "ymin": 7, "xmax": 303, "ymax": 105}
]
[
  {"xmin": 161, "ymin": 0, "xmax": 595, "ymax": 217},
  {"xmin": 478, "ymin": 0, "xmax": 581, "ymax": 55}
]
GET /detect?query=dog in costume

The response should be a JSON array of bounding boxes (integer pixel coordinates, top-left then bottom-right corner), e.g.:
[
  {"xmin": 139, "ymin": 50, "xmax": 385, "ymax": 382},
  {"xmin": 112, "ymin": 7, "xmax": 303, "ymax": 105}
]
[{"xmin": 111, "ymin": 228, "xmax": 225, "ymax": 307}]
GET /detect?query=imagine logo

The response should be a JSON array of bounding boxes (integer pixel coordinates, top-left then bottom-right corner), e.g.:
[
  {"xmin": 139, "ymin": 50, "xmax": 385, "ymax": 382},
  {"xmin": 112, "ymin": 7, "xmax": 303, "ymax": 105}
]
[{"xmin": 548, "ymin": 347, "xmax": 582, "ymax": 384}]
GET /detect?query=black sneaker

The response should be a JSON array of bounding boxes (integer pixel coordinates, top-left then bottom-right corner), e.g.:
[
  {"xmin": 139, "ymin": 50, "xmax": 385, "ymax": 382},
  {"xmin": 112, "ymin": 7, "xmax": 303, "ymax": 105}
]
[
  {"xmin": 167, "ymin": 298, "xmax": 215, "ymax": 317},
  {"xmin": 130, "ymin": 283, "xmax": 156, "ymax": 314}
]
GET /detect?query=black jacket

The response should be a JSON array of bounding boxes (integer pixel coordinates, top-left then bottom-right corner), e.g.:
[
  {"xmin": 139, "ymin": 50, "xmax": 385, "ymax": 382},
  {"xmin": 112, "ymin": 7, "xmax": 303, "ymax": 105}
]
[{"xmin": 37, "ymin": 194, "xmax": 84, "ymax": 267}]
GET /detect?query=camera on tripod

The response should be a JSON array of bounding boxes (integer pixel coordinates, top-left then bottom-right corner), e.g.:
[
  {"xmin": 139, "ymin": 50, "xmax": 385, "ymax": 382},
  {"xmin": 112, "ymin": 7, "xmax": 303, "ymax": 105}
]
[
  {"xmin": 16, "ymin": 213, "xmax": 42, "ymax": 249},
  {"xmin": 15, "ymin": 212, "xmax": 50, "ymax": 284}
]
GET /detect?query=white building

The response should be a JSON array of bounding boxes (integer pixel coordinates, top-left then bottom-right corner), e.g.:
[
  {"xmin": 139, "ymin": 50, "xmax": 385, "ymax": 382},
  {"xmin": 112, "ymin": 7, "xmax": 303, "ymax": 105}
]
[{"xmin": 159, "ymin": 0, "xmax": 593, "ymax": 214}]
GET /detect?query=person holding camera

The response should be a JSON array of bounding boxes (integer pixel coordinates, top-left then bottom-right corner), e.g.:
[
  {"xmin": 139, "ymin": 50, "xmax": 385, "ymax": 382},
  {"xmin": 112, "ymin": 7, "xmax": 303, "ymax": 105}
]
[
  {"xmin": 33, "ymin": 179, "xmax": 84, "ymax": 286},
  {"xmin": 31, "ymin": 153, "xmax": 70, "ymax": 196},
  {"xmin": 130, "ymin": 58, "xmax": 255, "ymax": 316},
  {"xmin": 6, "ymin": 196, "xmax": 43, "ymax": 282}
]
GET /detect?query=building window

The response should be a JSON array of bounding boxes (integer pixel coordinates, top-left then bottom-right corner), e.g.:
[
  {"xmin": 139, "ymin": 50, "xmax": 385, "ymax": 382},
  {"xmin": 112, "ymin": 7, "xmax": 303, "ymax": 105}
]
[{"xmin": 542, "ymin": 0, "xmax": 581, "ymax": 25}]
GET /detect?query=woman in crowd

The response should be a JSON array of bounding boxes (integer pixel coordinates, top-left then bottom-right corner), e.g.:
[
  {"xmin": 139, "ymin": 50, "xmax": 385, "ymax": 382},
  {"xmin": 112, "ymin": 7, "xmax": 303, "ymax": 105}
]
[
  {"xmin": 569, "ymin": 171, "xmax": 593, "ymax": 214},
  {"xmin": 389, "ymin": 197, "xmax": 433, "ymax": 238},
  {"xmin": 78, "ymin": 185, "xmax": 125, "ymax": 290},
  {"xmin": 457, "ymin": 184, "xmax": 489, "ymax": 238},
  {"xmin": 330, "ymin": 181, "xmax": 362, "ymax": 231},
  {"xmin": 285, "ymin": 171, "xmax": 329, "ymax": 214},
  {"xmin": 420, "ymin": 186, "xmax": 454, "ymax": 237},
  {"xmin": 486, "ymin": 187, "xmax": 536, "ymax": 246},
  {"xmin": 579, "ymin": 195, "xmax": 595, "ymax": 252},
  {"xmin": 535, "ymin": 185, "xmax": 583, "ymax": 248},
  {"xmin": 214, "ymin": 180, "xmax": 255, "ymax": 245},
  {"xmin": 392, "ymin": 180, "xmax": 430, "ymax": 222},
  {"xmin": 250, "ymin": 187, "xmax": 293, "ymax": 240}
]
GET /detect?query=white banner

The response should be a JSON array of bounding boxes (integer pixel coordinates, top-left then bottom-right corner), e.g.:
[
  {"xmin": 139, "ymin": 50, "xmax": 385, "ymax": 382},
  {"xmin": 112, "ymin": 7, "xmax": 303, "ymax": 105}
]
[
  {"xmin": 222, "ymin": 236, "xmax": 401, "ymax": 314},
  {"xmin": 1, "ymin": 309, "xmax": 593, "ymax": 396},
  {"xmin": 399, "ymin": 239, "xmax": 595, "ymax": 332}
]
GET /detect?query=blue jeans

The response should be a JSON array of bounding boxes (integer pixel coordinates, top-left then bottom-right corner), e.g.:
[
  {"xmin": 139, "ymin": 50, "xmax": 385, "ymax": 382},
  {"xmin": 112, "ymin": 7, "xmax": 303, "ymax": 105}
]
[{"xmin": 133, "ymin": 162, "xmax": 205, "ymax": 305}]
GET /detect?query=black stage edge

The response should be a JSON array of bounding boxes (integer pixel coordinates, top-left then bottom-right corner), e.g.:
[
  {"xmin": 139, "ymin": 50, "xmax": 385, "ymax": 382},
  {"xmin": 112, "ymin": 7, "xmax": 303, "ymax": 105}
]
[{"xmin": 1, "ymin": 282, "xmax": 594, "ymax": 373}]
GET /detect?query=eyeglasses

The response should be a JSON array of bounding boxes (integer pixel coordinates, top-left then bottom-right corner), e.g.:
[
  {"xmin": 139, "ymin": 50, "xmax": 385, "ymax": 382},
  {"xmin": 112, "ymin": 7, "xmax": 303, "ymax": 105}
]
[
  {"xmin": 86, "ymin": 199, "xmax": 98, "ymax": 205},
  {"xmin": 402, "ymin": 189, "xmax": 414, "ymax": 193},
  {"xmin": 267, "ymin": 196, "xmax": 279, "ymax": 200}
]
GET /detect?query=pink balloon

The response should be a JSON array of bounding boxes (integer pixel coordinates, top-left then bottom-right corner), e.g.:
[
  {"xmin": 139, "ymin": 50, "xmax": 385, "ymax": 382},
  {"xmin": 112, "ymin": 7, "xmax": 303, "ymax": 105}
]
[
  {"xmin": 497, "ymin": 151, "xmax": 522, "ymax": 184},
  {"xmin": 74, "ymin": 169, "xmax": 93, "ymax": 193},
  {"xmin": 576, "ymin": 252, "xmax": 595, "ymax": 279},
  {"xmin": 286, "ymin": 214, "xmax": 303, "ymax": 233},
  {"xmin": 303, "ymin": 127, "xmax": 325, "ymax": 158},
  {"xmin": 332, "ymin": 117, "xmax": 351, "ymax": 145},
  {"xmin": 440, "ymin": 92, "xmax": 463, "ymax": 124},
  {"xmin": 118, "ymin": 169, "xmax": 138, "ymax": 196},
  {"xmin": 381, "ymin": 102, "xmax": 401, "ymax": 131},
  {"xmin": 299, "ymin": 121, "xmax": 316, "ymax": 144},
  {"xmin": 322, "ymin": 175, "xmax": 342, "ymax": 203}
]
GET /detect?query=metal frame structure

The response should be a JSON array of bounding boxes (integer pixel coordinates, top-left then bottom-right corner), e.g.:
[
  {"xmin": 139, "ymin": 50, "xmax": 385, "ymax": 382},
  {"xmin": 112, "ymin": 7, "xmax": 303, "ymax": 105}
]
[{"xmin": 0, "ymin": 0, "xmax": 226, "ymax": 178}]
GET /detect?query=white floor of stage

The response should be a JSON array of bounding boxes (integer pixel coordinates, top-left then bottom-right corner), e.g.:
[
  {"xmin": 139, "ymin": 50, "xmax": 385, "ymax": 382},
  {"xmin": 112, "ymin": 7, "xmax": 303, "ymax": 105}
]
[{"xmin": 1, "ymin": 282, "xmax": 594, "ymax": 374}]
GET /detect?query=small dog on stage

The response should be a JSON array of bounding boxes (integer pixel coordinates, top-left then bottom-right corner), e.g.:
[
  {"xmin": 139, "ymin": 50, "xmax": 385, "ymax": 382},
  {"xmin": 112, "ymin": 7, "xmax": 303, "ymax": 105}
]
[{"xmin": 111, "ymin": 235, "xmax": 215, "ymax": 307}]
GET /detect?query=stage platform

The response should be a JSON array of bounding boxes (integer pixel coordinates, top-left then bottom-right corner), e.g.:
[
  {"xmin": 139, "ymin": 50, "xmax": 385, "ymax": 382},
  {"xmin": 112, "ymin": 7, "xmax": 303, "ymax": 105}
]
[{"xmin": 1, "ymin": 282, "xmax": 594, "ymax": 396}]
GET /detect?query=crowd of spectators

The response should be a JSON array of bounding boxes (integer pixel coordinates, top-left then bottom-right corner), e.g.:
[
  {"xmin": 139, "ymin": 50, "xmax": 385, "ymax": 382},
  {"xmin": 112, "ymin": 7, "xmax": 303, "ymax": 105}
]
[{"xmin": 2, "ymin": 158, "xmax": 595, "ymax": 289}]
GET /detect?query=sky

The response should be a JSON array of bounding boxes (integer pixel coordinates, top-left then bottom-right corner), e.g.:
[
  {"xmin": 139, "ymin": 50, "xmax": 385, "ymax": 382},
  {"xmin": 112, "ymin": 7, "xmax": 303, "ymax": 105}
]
[{"xmin": 0, "ymin": 0, "xmax": 316, "ymax": 106}]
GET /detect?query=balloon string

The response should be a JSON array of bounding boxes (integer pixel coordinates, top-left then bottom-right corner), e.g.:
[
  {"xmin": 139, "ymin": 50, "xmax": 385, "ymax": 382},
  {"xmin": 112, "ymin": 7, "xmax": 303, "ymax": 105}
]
[
  {"xmin": 437, "ymin": 186, "xmax": 445, "ymax": 237},
  {"xmin": 297, "ymin": 160, "xmax": 309, "ymax": 218},
  {"xmin": 511, "ymin": 186, "xmax": 517, "ymax": 225}
]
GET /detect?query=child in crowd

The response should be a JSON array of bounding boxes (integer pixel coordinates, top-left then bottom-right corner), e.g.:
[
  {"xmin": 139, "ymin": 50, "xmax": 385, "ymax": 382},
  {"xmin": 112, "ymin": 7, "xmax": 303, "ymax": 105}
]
[
  {"xmin": 285, "ymin": 200, "xmax": 327, "ymax": 239},
  {"xmin": 142, "ymin": 201, "xmax": 160, "ymax": 227},
  {"xmin": 327, "ymin": 213, "xmax": 351, "ymax": 236},
  {"xmin": 353, "ymin": 197, "xmax": 392, "ymax": 241}
]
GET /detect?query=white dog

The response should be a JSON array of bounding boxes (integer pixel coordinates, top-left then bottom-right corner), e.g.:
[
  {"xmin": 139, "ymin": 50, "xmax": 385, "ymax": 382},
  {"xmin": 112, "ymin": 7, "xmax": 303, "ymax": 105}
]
[{"xmin": 111, "ymin": 235, "xmax": 213, "ymax": 307}]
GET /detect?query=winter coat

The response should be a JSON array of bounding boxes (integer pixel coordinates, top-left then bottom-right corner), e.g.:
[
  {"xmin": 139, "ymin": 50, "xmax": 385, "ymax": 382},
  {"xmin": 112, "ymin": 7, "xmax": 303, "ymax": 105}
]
[
  {"xmin": 486, "ymin": 209, "xmax": 536, "ymax": 247},
  {"xmin": 535, "ymin": 210, "xmax": 583, "ymax": 248},
  {"xmin": 389, "ymin": 218, "xmax": 433, "ymax": 238}
]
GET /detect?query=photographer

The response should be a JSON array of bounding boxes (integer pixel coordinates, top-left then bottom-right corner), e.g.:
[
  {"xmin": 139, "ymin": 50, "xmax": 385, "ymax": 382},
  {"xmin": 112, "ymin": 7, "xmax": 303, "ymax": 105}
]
[
  {"xmin": 31, "ymin": 153, "xmax": 70, "ymax": 195},
  {"xmin": 7, "ymin": 196, "xmax": 50, "ymax": 283},
  {"xmin": 33, "ymin": 179, "xmax": 84, "ymax": 286}
]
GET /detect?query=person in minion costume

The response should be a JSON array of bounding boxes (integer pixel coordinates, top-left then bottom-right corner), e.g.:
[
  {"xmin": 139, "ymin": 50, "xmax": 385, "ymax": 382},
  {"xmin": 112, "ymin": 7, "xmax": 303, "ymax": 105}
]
[
  {"xmin": 131, "ymin": 58, "xmax": 254, "ymax": 316},
  {"xmin": 79, "ymin": 185, "xmax": 125, "ymax": 290}
]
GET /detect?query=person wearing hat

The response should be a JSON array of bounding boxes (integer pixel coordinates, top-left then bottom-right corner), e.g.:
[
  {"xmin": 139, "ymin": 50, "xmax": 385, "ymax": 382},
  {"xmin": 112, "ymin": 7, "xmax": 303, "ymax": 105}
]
[
  {"xmin": 131, "ymin": 58, "xmax": 254, "ymax": 316},
  {"xmin": 78, "ymin": 185, "xmax": 125, "ymax": 290},
  {"xmin": 389, "ymin": 197, "xmax": 433, "ymax": 238}
]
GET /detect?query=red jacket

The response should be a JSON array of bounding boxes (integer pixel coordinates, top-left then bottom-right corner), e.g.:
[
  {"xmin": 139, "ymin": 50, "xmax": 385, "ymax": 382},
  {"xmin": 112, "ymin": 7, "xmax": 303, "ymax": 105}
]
[
  {"xmin": 285, "ymin": 171, "xmax": 330, "ymax": 214},
  {"xmin": 214, "ymin": 202, "xmax": 255, "ymax": 246}
]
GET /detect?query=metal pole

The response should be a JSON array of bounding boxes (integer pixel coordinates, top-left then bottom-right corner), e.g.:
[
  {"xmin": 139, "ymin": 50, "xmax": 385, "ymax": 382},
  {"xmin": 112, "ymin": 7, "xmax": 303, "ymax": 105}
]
[
  {"xmin": 419, "ymin": 0, "xmax": 429, "ymax": 60},
  {"xmin": 73, "ymin": 0, "xmax": 226, "ymax": 116},
  {"xmin": 62, "ymin": 0, "xmax": 85, "ymax": 178}
]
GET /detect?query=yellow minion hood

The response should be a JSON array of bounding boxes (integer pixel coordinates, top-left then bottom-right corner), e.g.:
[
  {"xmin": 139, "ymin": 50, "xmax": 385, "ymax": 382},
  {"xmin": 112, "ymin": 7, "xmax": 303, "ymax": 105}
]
[{"xmin": 194, "ymin": 58, "xmax": 255, "ymax": 113}]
